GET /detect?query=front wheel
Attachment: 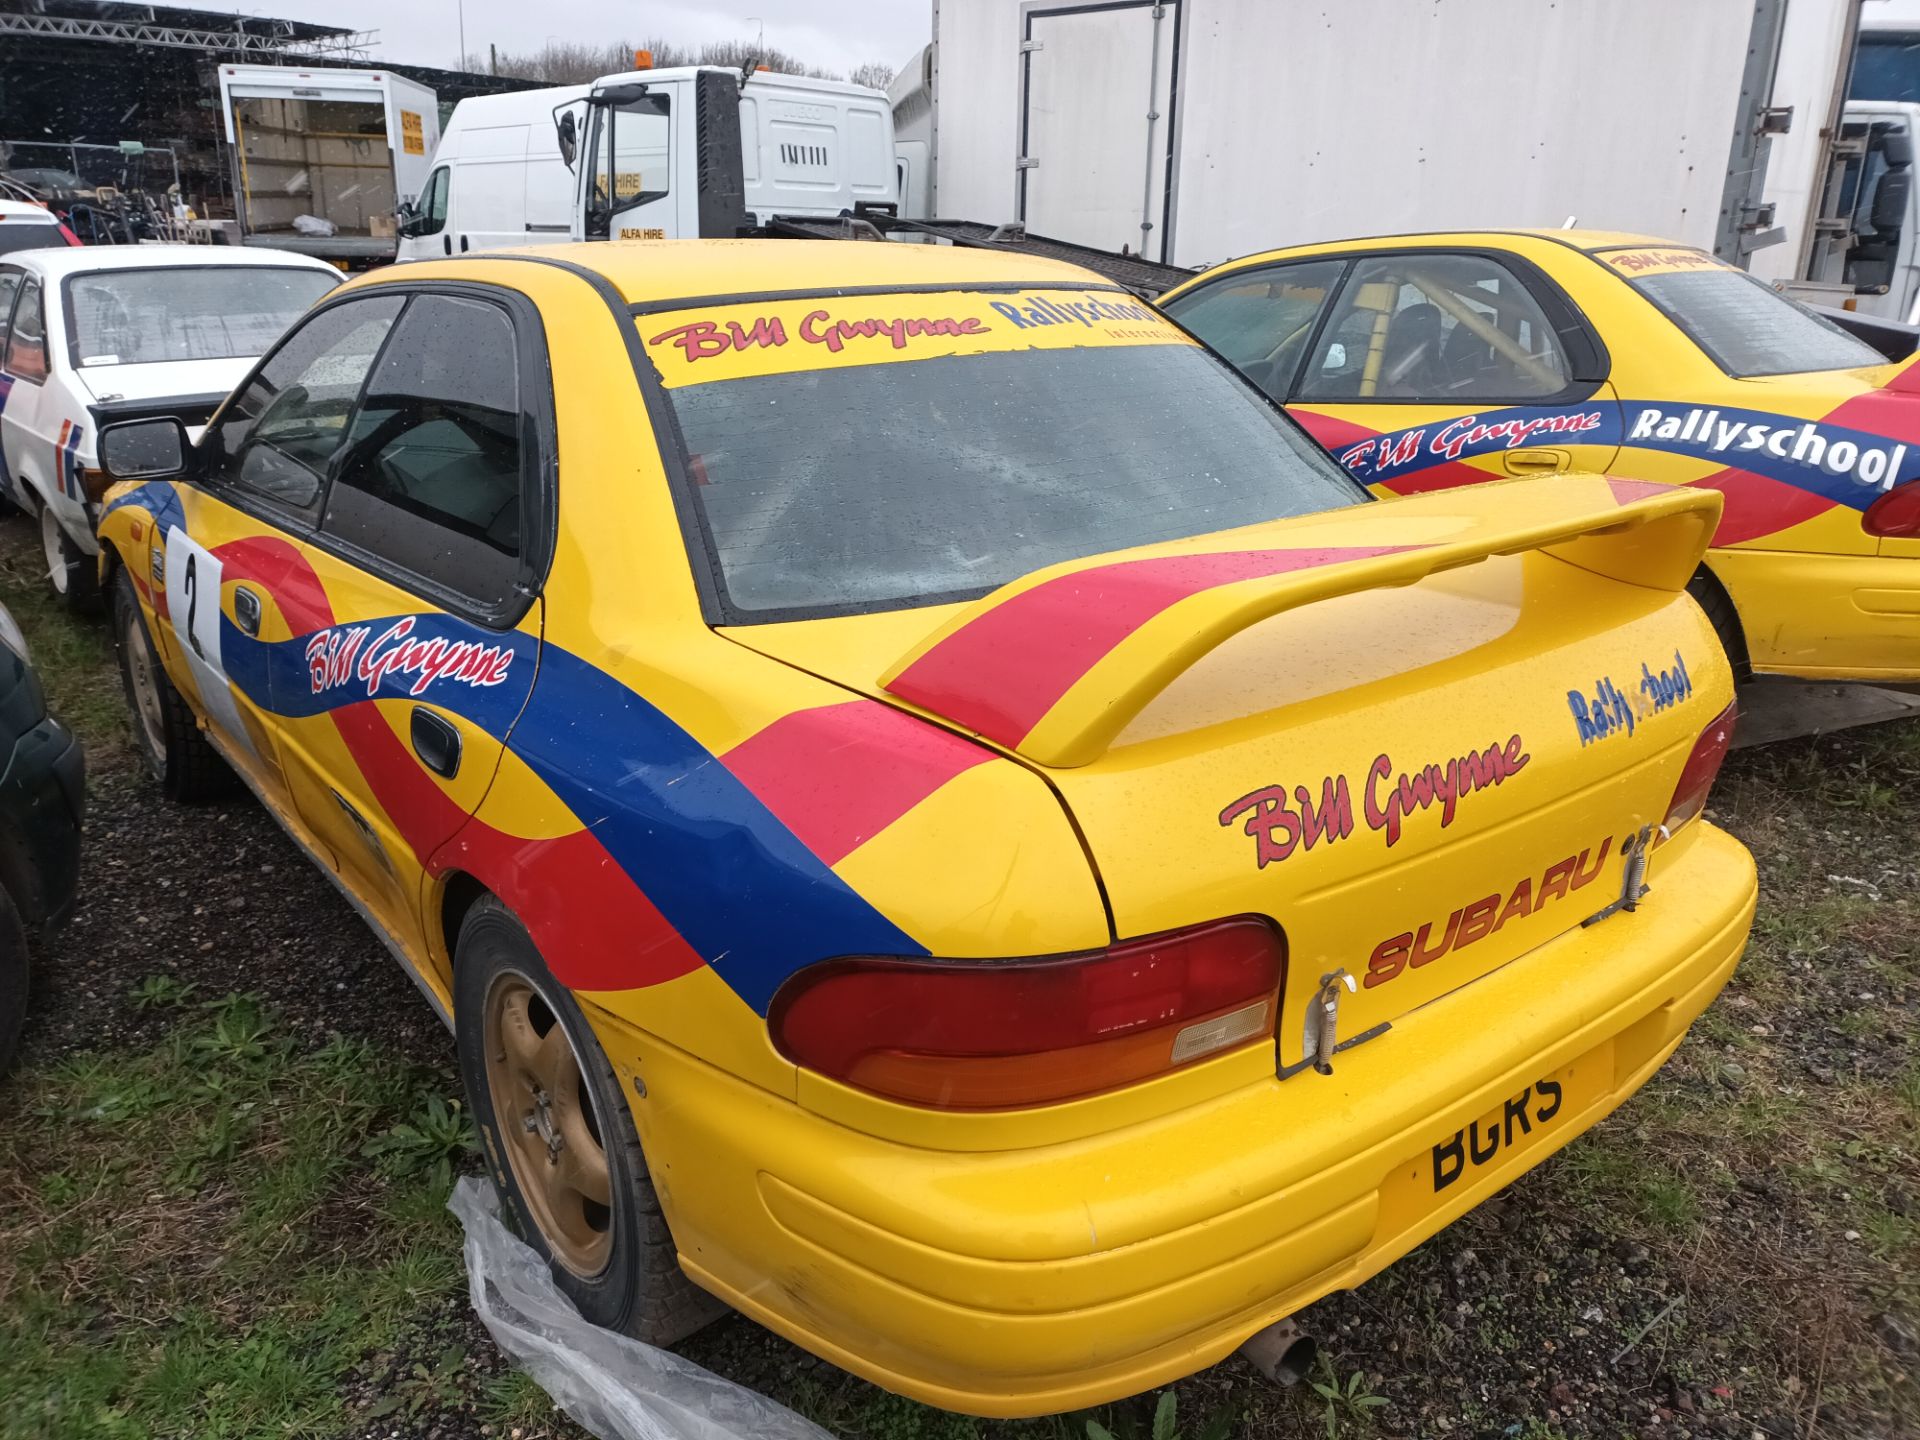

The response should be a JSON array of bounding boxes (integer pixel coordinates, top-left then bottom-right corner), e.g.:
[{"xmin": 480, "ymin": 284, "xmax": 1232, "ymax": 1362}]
[
  {"xmin": 454, "ymin": 896, "xmax": 724, "ymax": 1345},
  {"xmin": 111, "ymin": 569, "xmax": 230, "ymax": 801},
  {"xmin": 42, "ymin": 504, "xmax": 99, "ymax": 615}
]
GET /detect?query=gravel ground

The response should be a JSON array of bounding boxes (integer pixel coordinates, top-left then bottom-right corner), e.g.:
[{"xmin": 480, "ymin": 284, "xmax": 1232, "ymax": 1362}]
[{"xmin": 13, "ymin": 662, "xmax": 1916, "ymax": 1438}]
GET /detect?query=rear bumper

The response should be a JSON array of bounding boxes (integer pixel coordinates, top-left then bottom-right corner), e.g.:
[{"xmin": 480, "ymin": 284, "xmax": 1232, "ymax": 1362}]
[
  {"xmin": 1710, "ymin": 546, "xmax": 1920, "ymax": 679},
  {"xmin": 594, "ymin": 823, "xmax": 1755, "ymax": 1417}
]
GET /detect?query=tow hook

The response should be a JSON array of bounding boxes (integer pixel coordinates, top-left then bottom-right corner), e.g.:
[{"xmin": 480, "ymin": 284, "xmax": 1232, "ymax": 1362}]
[
  {"xmin": 1308, "ymin": 969, "xmax": 1357, "ymax": 1076},
  {"xmin": 1582, "ymin": 823, "xmax": 1668, "ymax": 927}
]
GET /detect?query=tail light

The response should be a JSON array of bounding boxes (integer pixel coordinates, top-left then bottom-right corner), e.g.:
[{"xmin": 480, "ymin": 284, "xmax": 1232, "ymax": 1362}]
[
  {"xmin": 1663, "ymin": 700, "xmax": 1737, "ymax": 834},
  {"xmin": 768, "ymin": 917, "xmax": 1285, "ymax": 1110},
  {"xmin": 1862, "ymin": 482, "xmax": 1920, "ymax": 538}
]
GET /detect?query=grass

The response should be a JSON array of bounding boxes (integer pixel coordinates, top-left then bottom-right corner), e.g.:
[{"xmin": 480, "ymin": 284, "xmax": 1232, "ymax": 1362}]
[
  {"xmin": 0, "ymin": 992, "xmax": 481, "ymax": 1440},
  {"xmin": 0, "ymin": 536, "xmax": 128, "ymax": 766}
]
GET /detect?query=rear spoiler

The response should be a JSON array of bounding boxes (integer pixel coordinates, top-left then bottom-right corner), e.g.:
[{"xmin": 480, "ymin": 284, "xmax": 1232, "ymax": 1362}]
[{"xmin": 880, "ymin": 475, "xmax": 1722, "ymax": 768}]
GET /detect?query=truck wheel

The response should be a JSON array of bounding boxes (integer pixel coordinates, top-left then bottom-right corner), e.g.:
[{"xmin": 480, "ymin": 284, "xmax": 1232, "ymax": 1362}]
[
  {"xmin": 1687, "ymin": 567, "xmax": 1750, "ymax": 683},
  {"xmin": 455, "ymin": 896, "xmax": 725, "ymax": 1346},
  {"xmin": 111, "ymin": 570, "xmax": 230, "ymax": 802},
  {"xmin": 42, "ymin": 504, "xmax": 100, "ymax": 615}
]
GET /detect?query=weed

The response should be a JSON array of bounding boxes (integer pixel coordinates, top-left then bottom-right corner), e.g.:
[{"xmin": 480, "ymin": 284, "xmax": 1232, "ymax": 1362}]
[
  {"xmin": 363, "ymin": 1091, "xmax": 476, "ymax": 1192},
  {"xmin": 1309, "ymin": 1360, "xmax": 1389, "ymax": 1437},
  {"xmin": 129, "ymin": 974, "xmax": 197, "ymax": 1009}
]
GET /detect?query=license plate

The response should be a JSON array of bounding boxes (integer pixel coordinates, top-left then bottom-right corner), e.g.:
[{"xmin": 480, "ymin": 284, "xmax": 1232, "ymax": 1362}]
[{"xmin": 1375, "ymin": 1045, "xmax": 1609, "ymax": 1244}]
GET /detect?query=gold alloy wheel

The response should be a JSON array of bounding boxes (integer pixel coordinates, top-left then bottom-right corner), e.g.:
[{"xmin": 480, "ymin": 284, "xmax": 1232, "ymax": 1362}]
[
  {"xmin": 483, "ymin": 972, "xmax": 614, "ymax": 1277},
  {"xmin": 122, "ymin": 605, "xmax": 168, "ymax": 765}
]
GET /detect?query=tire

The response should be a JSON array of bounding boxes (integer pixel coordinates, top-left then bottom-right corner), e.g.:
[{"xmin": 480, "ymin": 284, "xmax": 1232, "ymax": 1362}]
[
  {"xmin": 41, "ymin": 502, "xmax": 100, "ymax": 616},
  {"xmin": 455, "ymin": 896, "xmax": 724, "ymax": 1345},
  {"xmin": 110, "ymin": 569, "xmax": 231, "ymax": 802},
  {"xmin": 1687, "ymin": 567, "xmax": 1751, "ymax": 684},
  {"xmin": 0, "ymin": 883, "xmax": 27, "ymax": 1077}
]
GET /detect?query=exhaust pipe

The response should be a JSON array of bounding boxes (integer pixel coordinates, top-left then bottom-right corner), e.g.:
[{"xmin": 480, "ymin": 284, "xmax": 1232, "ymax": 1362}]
[{"xmin": 1238, "ymin": 1317, "xmax": 1317, "ymax": 1387}]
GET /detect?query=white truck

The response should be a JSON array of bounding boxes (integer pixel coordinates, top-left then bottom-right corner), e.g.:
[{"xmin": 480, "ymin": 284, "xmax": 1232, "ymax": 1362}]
[
  {"xmin": 217, "ymin": 63, "xmax": 440, "ymax": 267},
  {"xmin": 396, "ymin": 65, "xmax": 897, "ymax": 259},
  {"xmin": 901, "ymin": 0, "xmax": 1864, "ymax": 279}
]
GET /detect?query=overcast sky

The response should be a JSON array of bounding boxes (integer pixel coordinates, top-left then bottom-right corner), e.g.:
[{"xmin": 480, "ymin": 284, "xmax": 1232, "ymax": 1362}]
[{"xmin": 243, "ymin": 1, "xmax": 930, "ymax": 77}]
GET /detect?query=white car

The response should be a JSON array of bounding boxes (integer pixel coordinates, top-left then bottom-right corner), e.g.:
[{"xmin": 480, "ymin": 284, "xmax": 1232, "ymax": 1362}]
[
  {"xmin": 0, "ymin": 200, "xmax": 79, "ymax": 259},
  {"xmin": 0, "ymin": 244, "xmax": 340, "ymax": 609}
]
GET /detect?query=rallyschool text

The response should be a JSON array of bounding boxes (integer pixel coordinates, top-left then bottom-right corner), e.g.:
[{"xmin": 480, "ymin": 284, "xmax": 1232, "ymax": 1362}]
[
  {"xmin": 987, "ymin": 295, "xmax": 1158, "ymax": 329},
  {"xmin": 1629, "ymin": 406, "xmax": 1906, "ymax": 492}
]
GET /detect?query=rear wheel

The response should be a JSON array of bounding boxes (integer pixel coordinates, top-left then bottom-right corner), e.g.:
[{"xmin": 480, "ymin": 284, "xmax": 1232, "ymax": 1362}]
[
  {"xmin": 455, "ymin": 896, "xmax": 723, "ymax": 1344},
  {"xmin": 1688, "ymin": 567, "xmax": 1750, "ymax": 683},
  {"xmin": 111, "ymin": 569, "xmax": 230, "ymax": 802},
  {"xmin": 41, "ymin": 504, "xmax": 100, "ymax": 615}
]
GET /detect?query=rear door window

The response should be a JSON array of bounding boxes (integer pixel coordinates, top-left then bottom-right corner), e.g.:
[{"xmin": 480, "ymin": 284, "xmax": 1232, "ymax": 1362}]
[
  {"xmin": 1599, "ymin": 247, "xmax": 1886, "ymax": 377},
  {"xmin": 1300, "ymin": 253, "xmax": 1575, "ymax": 403},
  {"xmin": 1160, "ymin": 259, "xmax": 1347, "ymax": 399},
  {"xmin": 0, "ymin": 270, "xmax": 21, "ymax": 351},
  {"xmin": 4, "ymin": 278, "xmax": 48, "ymax": 382},
  {"xmin": 0, "ymin": 221, "xmax": 67, "ymax": 257}
]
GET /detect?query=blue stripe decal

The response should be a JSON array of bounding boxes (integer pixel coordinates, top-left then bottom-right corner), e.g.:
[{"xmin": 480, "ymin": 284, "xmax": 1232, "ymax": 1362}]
[
  {"xmin": 101, "ymin": 478, "xmax": 185, "ymax": 534},
  {"xmin": 1328, "ymin": 400, "xmax": 1917, "ymax": 506},
  {"xmin": 219, "ymin": 612, "xmax": 926, "ymax": 1014}
]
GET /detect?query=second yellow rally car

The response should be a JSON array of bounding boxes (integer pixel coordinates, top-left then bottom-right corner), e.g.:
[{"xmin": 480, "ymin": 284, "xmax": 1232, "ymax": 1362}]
[
  {"xmin": 1161, "ymin": 231, "xmax": 1920, "ymax": 682},
  {"xmin": 91, "ymin": 241, "xmax": 1755, "ymax": 1416}
]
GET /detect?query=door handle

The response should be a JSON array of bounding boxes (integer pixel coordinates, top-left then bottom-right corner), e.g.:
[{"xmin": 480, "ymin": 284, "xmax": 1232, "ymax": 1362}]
[
  {"xmin": 233, "ymin": 586, "xmax": 262, "ymax": 637},
  {"xmin": 459, "ymin": 234, "xmax": 470, "ymax": 252},
  {"xmin": 410, "ymin": 707, "xmax": 461, "ymax": 779},
  {"xmin": 442, "ymin": 234, "xmax": 452, "ymax": 255},
  {"xmin": 1503, "ymin": 447, "xmax": 1571, "ymax": 476}
]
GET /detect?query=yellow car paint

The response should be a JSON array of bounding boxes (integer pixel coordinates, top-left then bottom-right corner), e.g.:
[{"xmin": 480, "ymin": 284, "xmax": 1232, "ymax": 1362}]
[
  {"xmin": 96, "ymin": 240, "xmax": 1755, "ymax": 1415},
  {"xmin": 1160, "ymin": 229, "xmax": 1920, "ymax": 680}
]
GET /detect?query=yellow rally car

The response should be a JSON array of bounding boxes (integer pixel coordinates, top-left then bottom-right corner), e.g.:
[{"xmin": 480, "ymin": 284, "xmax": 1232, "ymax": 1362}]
[
  {"xmin": 90, "ymin": 241, "xmax": 1756, "ymax": 1416},
  {"xmin": 1160, "ymin": 232, "xmax": 1920, "ymax": 683}
]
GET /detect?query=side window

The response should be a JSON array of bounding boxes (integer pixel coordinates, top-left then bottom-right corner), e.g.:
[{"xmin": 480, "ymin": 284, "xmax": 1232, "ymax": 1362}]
[
  {"xmin": 211, "ymin": 295, "xmax": 405, "ymax": 514},
  {"xmin": 590, "ymin": 93, "xmax": 671, "ymax": 236},
  {"xmin": 4, "ymin": 279, "xmax": 48, "ymax": 383},
  {"xmin": 322, "ymin": 293, "xmax": 525, "ymax": 608},
  {"xmin": 0, "ymin": 270, "xmax": 21, "ymax": 353},
  {"xmin": 415, "ymin": 167, "xmax": 450, "ymax": 236},
  {"xmin": 1300, "ymin": 254, "xmax": 1574, "ymax": 402},
  {"xmin": 1161, "ymin": 259, "xmax": 1348, "ymax": 399}
]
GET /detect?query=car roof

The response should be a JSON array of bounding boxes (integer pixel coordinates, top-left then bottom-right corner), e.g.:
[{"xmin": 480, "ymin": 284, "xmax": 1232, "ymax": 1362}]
[
  {"xmin": 0, "ymin": 201, "xmax": 64, "ymax": 223},
  {"xmin": 386, "ymin": 239, "xmax": 1114, "ymax": 306},
  {"xmin": 1205, "ymin": 228, "xmax": 1697, "ymax": 269},
  {"xmin": 6, "ymin": 243, "xmax": 343, "ymax": 280}
]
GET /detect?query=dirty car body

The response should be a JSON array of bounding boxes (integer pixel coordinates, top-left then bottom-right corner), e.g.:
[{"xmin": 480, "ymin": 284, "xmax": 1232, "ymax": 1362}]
[
  {"xmin": 94, "ymin": 241, "xmax": 1756, "ymax": 1416},
  {"xmin": 1162, "ymin": 231, "xmax": 1920, "ymax": 682}
]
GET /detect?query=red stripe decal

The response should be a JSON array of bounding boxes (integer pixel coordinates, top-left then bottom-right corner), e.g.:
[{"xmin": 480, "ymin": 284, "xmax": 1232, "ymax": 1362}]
[
  {"xmin": 205, "ymin": 535, "xmax": 705, "ymax": 993},
  {"xmin": 1605, "ymin": 477, "xmax": 1672, "ymax": 506},
  {"xmin": 721, "ymin": 699, "xmax": 991, "ymax": 866},
  {"xmin": 889, "ymin": 546, "xmax": 1417, "ymax": 748}
]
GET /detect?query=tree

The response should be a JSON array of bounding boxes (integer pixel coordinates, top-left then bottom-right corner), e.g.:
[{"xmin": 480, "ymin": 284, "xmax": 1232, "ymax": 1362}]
[
  {"xmin": 848, "ymin": 61, "xmax": 896, "ymax": 91},
  {"xmin": 462, "ymin": 35, "xmax": 844, "ymax": 84}
]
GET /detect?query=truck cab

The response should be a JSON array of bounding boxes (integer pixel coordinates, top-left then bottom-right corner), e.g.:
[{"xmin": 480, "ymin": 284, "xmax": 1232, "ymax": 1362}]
[{"xmin": 398, "ymin": 65, "xmax": 896, "ymax": 261}]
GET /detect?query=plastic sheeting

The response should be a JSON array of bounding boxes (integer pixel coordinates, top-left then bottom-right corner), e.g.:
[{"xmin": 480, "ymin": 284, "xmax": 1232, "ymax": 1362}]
[{"xmin": 449, "ymin": 1179, "xmax": 836, "ymax": 1440}]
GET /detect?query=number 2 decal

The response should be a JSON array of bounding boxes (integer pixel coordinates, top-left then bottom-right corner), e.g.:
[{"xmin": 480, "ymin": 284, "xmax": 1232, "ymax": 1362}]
[
  {"xmin": 182, "ymin": 552, "xmax": 205, "ymax": 659},
  {"xmin": 161, "ymin": 525, "xmax": 256, "ymax": 760}
]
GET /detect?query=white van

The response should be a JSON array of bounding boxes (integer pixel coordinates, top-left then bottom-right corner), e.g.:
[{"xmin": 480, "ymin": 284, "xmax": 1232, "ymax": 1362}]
[{"xmin": 397, "ymin": 66, "xmax": 896, "ymax": 260}]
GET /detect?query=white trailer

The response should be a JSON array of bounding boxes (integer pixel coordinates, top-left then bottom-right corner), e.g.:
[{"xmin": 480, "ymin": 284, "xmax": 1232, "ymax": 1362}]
[
  {"xmin": 913, "ymin": 0, "xmax": 1860, "ymax": 274},
  {"xmin": 217, "ymin": 63, "xmax": 440, "ymax": 266}
]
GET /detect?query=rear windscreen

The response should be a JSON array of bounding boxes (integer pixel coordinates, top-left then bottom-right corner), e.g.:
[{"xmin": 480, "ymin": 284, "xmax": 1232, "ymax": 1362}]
[
  {"xmin": 640, "ymin": 289, "xmax": 1365, "ymax": 620},
  {"xmin": 0, "ymin": 222, "xmax": 66, "ymax": 257},
  {"xmin": 1601, "ymin": 247, "xmax": 1884, "ymax": 378},
  {"xmin": 66, "ymin": 266, "xmax": 339, "ymax": 366}
]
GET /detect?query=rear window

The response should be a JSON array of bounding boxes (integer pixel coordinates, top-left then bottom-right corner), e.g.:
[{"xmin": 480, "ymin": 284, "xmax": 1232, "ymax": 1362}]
[
  {"xmin": 1601, "ymin": 247, "xmax": 1883, "ymax": 377},
  {"xmin": 0, "ymin": 221, "xmax": 67, "ymax": 257},
  {"xmin": 641, "ymin": 289, "xmax": 1364, "ymax": 620},
  {"xmin": 65, "ymin": 265, "xmax": 339, "ymax": 367}
]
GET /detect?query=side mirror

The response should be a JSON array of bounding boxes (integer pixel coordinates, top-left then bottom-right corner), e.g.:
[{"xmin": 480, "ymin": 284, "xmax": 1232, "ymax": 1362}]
[
  {"xmin": 1883, "ymin": 129, "xmax": 1915, "ymax": 170},
  {"xmin": 99, "ymin": 417, "xmax": 191, "ymax": 483},
  {"xmin": 556, "ymin": 110, "xmax": 578, "ymax": 170},
  {"xmin": 589, "ymin": 82, "xmax": 651, "ymax": 108}
]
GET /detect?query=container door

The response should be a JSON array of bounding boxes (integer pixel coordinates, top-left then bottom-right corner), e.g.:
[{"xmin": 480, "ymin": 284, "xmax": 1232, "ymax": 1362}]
[
  {"xmin": 1020, "ymin": 1, "xmax": 1178, "ymax": 261},
  {"xmin": 588, "ymin": 87, "xmax": 678, "ymax": 241}
]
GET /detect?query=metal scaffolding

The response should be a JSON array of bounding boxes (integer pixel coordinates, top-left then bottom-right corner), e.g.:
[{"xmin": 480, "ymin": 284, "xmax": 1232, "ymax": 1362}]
[{"xmin": 0, "ymin": 10, "xmax": 374, "ymax": 58}]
